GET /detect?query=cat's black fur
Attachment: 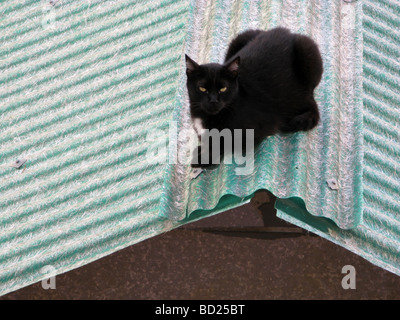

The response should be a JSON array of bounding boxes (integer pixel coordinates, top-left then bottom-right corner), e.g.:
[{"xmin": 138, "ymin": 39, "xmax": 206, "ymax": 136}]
[{"xmin": 186, "ymin": 27, "xmax": 323, "ymax": 167}]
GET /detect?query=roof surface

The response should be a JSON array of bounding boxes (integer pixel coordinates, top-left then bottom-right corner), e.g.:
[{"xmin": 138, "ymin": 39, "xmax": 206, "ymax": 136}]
[{"xmin": 1, "ymin": 0, "xmax": 398, "ymax": 296}]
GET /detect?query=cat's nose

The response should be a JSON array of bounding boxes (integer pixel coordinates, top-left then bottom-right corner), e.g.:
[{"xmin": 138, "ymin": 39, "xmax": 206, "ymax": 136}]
[{"xmin": 209, "ymin": 93, "xmax": 218, "ymax": 104}]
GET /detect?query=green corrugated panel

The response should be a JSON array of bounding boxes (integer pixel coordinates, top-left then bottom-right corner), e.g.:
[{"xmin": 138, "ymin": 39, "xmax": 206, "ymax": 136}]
[
  {"xmin": 1, "ymin": 0, "xmax": 397, "ymax": 297},
  {"xmin": 277, "ymin": 0, "xmax": 400, "ymax": 276},
  {"xmin": 161, "ymin": 0, "xmax": 364, "ymax": 230},
  {"xmin": 0, "ymin": 0, "xmax": 190, "ymax": 296}
]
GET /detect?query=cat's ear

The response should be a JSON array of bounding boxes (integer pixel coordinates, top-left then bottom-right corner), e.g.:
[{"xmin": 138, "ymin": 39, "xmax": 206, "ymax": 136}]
[
  {"xmin": 226, "ymin": 57, "xmax": 240, "ymax": 76},
  {"xmin": 185, "ymin": 54, "xmax": 199, "ymax": 76}
]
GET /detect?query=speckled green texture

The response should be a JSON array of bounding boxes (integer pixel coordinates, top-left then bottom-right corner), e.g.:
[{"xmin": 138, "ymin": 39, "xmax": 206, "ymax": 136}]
[
  {"xmin": 0, "ymin": 0, "xmax": 190, "ymax": 296},
  {"xmin": 277, "ymin": 0, "xmax": 400, "ymax": 277},
  {"xmin": 161, "ymin": 0, "xmax": 364, "ymax": 230},
  {"xmin": 1, "ymin": 0, "xmax": 397, "ymax": 297}
]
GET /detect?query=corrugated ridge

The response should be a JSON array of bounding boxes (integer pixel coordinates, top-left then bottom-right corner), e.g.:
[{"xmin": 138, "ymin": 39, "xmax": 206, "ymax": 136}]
[
  {"xmin": 363, "ymin": 1, "xmax": 400, "ymax": 212},
  {"xmin": 335, "ymin": 0, "xmax": 400, "ymax": 275},
  {"xmin": 0, "ymin": 3, "xmax": 185, "ymax": 113},
  {"xmin": 362, "ymin": 0, "xmax": 400, "ymax": 252},
  {"xmin": 0, "ymin": 0, "xmax": 189, "ymax": 295},
  {"xmin": 0, "ymin": 108, "xmax": 171, "ymax": 214},
  {"xmin": 0, "ymin": 58, "xmax": 179, "ymax": 156},
  {"xmin": 1, "ymin": 1, "xmax": 102, "ymax": 44},
  {"xmin": 0, "ymin": 1, "xmax": 179, "ymax": 60},
  {"xmin": 0, "ymin": 22, "xmax": 184, "ymax": 99}
]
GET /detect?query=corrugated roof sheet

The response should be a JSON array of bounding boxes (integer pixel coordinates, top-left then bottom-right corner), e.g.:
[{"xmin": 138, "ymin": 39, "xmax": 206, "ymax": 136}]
[
  {"xmin": 0, "ymin": 0, "xmax": 190, "ymax": 295},
  {"xmin": 277, "ymin": 0, "xmax": 400, "ymax": 276},
  {"xmin": 161, "ymin": 0, "xmax": 364, "ymax": 229},
  {"xmin": 1, "ymin": 0, "xmax": 398, "ymax": 296}
]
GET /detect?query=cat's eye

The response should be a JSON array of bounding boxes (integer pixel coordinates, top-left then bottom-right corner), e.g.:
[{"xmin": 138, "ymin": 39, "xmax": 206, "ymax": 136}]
[
  {"xmin": 199, "ymin": 87, "xmax": 207, "ymax": 92},
  {"xmin": 219, "ymin": 87, "xmax": 227, "ymax": 93}
]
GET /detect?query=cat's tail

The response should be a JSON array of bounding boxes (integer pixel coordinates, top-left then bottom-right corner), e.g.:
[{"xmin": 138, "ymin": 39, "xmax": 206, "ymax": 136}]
[
  {"xmin": 225, "ymin": 29, "xmax": 262, "ymax": 62},
  {"xmin": 292, "ymin": 34, "xmax": 323, "ymax": 90}
]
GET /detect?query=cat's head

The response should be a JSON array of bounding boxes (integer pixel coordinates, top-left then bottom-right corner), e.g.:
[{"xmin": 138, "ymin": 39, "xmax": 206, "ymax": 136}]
[{"xmin": 185, "ymin": 55, "xmax": 240, "ymax": 116}]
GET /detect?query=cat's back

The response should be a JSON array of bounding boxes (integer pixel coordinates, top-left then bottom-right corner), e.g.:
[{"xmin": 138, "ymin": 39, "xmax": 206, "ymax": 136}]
[
  {"xmin": 228, "ymin": 27, "xmax": 297, "ymax": 98},
  {"xmin": 233, "ymin": 27, "xmax": 322, "ymax": 90},
  {"xmin": 238, "ymin": 28, "xmax": 294, "ymax": 70}
]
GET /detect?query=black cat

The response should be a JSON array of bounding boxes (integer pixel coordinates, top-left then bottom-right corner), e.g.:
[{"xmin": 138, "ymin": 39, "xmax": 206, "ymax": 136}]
[{"xmin": 186, "ymin": 27, "xmax": 323, "ymax": 168}]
